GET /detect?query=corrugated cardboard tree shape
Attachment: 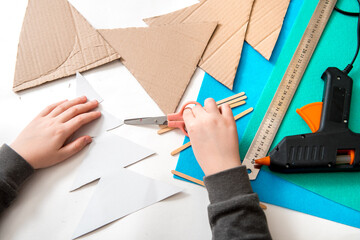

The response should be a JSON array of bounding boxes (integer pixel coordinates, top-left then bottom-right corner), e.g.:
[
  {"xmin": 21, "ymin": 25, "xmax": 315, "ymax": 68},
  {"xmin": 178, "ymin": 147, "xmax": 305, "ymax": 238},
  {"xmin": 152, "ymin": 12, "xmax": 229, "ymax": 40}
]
[
  {"xmin": 245, "ymin": 0, "xmax": 290, "ymax": 59},
  {"xmin": 144, "ymin": 0, "xmax": 290, "ymax": 89},
  {"xmin": 13, "ymin": 0, "xmax": 120, "ymax": 92},
  {"xmin": 98, "ymin": 22, "xmax": 217, "ymax": 114},
  {"xmin": 144, "ymin": 0, "xmax": 255, "ymax": 90}
]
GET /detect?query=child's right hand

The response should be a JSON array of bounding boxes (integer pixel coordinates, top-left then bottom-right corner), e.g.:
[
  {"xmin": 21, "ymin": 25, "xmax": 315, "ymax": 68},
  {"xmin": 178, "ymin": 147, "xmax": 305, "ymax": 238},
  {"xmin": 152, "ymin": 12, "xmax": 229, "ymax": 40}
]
[{"xmin": 183, "ymin": 98, "xmax": 241, "ymax": 176}]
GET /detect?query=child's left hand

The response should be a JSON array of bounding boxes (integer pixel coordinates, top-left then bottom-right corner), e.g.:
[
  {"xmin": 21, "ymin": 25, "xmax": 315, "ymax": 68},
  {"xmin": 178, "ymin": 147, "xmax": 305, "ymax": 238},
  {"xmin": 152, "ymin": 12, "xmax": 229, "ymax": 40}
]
[{"xmin": 11, "ymin": 96, "xmax": 101, "ymax": 169}]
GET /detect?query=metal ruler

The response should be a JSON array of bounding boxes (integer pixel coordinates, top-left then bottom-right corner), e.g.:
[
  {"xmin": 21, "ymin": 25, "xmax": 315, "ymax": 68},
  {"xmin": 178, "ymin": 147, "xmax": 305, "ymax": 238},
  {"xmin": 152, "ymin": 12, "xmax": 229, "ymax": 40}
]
[{"xmin": 243, "ymin": 0, "xmax": 337, "ymax": 180}]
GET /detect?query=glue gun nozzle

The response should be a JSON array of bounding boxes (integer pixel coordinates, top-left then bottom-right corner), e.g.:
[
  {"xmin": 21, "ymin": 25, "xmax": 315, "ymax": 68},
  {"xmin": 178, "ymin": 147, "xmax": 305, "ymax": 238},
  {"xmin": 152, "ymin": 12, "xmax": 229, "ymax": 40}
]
[{"xmin": 255, "ymin": 156, "xmax": 271, "ymax": 166}]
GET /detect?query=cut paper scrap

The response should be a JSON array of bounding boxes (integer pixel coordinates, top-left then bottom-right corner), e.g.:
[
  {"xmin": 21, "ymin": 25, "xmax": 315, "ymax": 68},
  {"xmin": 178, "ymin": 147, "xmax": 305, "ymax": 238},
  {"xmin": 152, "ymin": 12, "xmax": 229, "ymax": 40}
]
[
  {"xmin": 76, "ymin": 72, "xmax": 103, "ymax": 103},
  {"xmin": 240, "ymin": 0, "xmax": 360, "ymax": 212},
  {"xmin": 13, "ymin": 0, "xmax": 120, "ymax": 92},
  {"xmin": 144, "ymin": 0, "xmax": 255, "ymax": 90},
  {"xmin": 98, "ymin": 22, "xmax": 217, "ymax": 114},
  {"xmin": 72, "ymin": 168, "xmax": 182, "ymax": 239},
  {"xmin": 71, "ymin": 133, "xmax": 154, "ymax": 191},
  {"xmin": 173, "ymin": 0, "xmax": 360, "ymax": 230},
  {"xmin": 71, "ymin": 73, "xmax": 123, "ymax": 140}
]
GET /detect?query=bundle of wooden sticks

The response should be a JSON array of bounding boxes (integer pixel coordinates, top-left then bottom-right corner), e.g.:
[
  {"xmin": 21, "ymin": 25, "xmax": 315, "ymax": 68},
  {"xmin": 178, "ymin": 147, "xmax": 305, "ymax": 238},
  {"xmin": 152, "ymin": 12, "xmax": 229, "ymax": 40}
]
[
  {"xmin": 158, "ymin": 92, "xmax": 249, "ymax": 135},
  {"xmin": 161, "ymin": 92, "xmax": 253, "ymax": 156}
]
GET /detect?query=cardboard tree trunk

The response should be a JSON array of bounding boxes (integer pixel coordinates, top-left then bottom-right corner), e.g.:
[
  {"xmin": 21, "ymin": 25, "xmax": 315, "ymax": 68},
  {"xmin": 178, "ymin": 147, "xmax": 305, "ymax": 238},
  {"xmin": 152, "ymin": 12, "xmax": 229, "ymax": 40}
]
[
  {"xmin": 98, "ymin": 22, "xmax": 217, "ymax": 114},
  {"xmin": 13, "ymin": 0, "xmax": 120, "ymax": 92},
  {"xmin": 144, "ymin": 0, "xmax": 290, "ymax": 89}
]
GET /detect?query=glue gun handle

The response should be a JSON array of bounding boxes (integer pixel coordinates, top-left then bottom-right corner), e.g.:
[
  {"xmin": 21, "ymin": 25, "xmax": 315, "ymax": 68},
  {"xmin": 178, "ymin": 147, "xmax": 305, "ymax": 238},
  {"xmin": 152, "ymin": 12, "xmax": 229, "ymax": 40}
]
[{"xmin": 320, "ymin": 67, "xmax": 353, "ymax": 131}]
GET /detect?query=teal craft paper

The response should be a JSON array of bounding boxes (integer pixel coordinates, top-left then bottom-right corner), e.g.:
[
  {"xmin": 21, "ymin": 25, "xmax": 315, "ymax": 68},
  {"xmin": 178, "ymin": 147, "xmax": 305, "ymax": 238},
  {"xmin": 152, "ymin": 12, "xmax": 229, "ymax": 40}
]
[
  {"xmin": 239, "ymin": 0, "xmax": 360, "ymax": 212},
  {"xmin": 175, "ymin": 0, "xmax": 360, "ymax": 229}
]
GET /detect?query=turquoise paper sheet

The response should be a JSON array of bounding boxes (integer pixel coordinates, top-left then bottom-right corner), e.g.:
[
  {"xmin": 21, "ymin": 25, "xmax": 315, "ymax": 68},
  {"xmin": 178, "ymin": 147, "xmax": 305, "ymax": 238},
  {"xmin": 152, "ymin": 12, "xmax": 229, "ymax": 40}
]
[{"xmin": 239, "ymin": 0, "xmax": 360, "ymax": 212}]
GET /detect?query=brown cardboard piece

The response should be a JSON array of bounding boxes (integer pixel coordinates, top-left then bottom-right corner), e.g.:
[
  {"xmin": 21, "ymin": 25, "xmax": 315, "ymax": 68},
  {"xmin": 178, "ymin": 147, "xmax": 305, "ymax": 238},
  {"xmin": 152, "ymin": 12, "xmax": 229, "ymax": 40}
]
[
  {"xmin": 144, "ymin": 0, "xmax": 290, "ymax": 88},
  {"xmin": 245, "ymin": 0, "xmax": 290, "ymax": 60},
  {"xmin": 144, "ymin": 0, "xmax": 255, "ymax": 90},
  {"xmin": 98, "ymin": 22, "xmax": 217, "ymax": 114},
  {"xmin": 13, "ymin": 0, "xmax": 120, "ymax": 92}
]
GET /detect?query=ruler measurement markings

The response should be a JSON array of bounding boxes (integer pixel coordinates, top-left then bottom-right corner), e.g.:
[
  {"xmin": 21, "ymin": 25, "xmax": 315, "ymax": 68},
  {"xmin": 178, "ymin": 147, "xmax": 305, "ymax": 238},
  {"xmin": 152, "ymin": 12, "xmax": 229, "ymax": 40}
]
[{"xmin": 243, "ymin": 0, "xmax": 337, "ymax": 180}]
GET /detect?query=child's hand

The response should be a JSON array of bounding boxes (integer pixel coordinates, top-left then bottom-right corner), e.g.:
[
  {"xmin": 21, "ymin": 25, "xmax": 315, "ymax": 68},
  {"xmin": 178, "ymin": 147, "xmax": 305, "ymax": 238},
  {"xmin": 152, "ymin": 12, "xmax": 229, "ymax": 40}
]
[
  {"xmin": 11, "ymin": 96, "xmax": 101, "ymax": 169},
  {"xmin": 183, "ymin": 98, "xmax": 241, "ymax": 176}
]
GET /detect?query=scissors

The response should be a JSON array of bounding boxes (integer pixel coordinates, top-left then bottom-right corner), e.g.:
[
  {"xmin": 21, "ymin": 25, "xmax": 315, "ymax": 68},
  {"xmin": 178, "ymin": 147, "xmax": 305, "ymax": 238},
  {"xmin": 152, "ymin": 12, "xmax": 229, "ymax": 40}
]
[{"xmin": 124, "ymin": 101, "xmax": 201, "ymax": 136}]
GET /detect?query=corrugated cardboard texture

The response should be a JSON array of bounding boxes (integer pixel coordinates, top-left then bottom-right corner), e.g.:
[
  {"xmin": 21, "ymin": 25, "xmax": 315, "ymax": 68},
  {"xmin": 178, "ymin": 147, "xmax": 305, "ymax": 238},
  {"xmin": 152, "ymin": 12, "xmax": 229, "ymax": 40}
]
[
  {"xmin": 98, "ymin": 22, "xmax": 217, "ymax": 114},
  {"xmin": 245, "ymin": 0, "xmax": 290, "ymax": 60},
  {"xmin": 144, "ymin": 0, "xmax": 255, "ymax": 90},
  {"xmin": 13, "ymin": 0, "xmax": 120, "ymax": 92},
  {"xmin": 144, "ymin": 0, "xmax": 290, "ymax": 88}
]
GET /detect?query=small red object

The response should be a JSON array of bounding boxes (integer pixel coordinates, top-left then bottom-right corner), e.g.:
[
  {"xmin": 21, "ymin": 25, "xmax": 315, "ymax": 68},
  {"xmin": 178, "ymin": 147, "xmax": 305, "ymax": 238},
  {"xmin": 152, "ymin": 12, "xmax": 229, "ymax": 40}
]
[{"xmin": 167, "ymin": 101, "xmax": 200, "ymax": 136}]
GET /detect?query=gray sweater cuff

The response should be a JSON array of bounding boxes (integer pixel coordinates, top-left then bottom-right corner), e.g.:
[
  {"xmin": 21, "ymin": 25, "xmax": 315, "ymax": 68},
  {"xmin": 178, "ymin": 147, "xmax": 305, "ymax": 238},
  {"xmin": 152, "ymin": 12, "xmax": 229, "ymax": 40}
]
[
  {"xmin": 204, "ymin": 165, "xmax": 253, "ymax": 204},
  {"xmin": 0, "ymin": 144, "xmax": 34, "ymax": 188}
]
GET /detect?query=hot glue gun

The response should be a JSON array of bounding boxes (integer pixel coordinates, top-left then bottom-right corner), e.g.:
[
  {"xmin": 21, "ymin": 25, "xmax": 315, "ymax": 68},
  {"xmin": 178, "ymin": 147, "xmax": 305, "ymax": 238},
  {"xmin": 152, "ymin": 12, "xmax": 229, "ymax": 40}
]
[{"xmin": 256, "ymin": 67, "xmax": 360, "ymax": 173}]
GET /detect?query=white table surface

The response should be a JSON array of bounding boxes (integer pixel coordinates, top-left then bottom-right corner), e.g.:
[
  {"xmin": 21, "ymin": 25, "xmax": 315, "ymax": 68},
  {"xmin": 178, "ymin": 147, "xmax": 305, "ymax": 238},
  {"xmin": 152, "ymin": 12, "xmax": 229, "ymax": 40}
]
[{"xmin": 0, "ymin": 1, "xmax": 359, "ymax": 239}]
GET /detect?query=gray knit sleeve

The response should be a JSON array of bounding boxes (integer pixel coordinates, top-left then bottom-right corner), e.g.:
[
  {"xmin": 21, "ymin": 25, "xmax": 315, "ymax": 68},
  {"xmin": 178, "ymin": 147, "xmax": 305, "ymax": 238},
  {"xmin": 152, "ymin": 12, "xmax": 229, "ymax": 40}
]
[
  {"xmin": 0, "ymin": 144, "xmax": 34, "ymax": 214},
  {"xmin": 204, "ymin": 165, "xmax": 272, "ymax": 240}
]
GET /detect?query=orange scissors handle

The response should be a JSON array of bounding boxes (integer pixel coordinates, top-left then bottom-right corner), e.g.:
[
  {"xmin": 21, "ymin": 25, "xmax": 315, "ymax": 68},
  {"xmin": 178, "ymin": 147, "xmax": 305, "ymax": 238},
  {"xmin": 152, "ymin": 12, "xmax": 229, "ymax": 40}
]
[{"xmin": 167, "ymin": 101, "xmax": 201, "ymax": 136}]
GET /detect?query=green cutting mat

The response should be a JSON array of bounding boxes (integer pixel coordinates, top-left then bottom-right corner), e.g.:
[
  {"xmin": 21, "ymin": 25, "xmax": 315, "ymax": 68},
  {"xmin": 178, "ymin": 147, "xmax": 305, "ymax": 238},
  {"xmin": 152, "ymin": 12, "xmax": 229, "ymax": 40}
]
[{"xmin": 240, "ymin": 0, "xmax": 360, "ymax": 212}]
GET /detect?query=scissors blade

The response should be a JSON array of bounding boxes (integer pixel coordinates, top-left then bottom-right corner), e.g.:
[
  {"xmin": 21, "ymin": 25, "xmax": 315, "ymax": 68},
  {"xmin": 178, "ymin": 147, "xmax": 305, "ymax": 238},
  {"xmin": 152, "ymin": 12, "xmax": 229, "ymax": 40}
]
[{"xmin": 124, "ymin": 116, "xmax": 168, "ymax": 126}]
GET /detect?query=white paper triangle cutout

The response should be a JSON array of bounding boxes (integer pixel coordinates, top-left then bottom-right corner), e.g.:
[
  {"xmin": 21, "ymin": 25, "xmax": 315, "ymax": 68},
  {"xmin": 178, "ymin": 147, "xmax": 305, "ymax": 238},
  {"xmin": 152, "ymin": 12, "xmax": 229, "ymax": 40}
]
[
  {"xmin": 76, "ymin": 72, "xmax": 103, "ymax": 103},
  {"xmin": 71, "ymin": 133, "xmax": 155, "ymax": 191},
  {"xmin": 72, "ymin": 168, "xmax": 182, "ymax": 239},
  {"xmin": 70, "ymin": 72, "xmax": 123, "ymax": 140}
]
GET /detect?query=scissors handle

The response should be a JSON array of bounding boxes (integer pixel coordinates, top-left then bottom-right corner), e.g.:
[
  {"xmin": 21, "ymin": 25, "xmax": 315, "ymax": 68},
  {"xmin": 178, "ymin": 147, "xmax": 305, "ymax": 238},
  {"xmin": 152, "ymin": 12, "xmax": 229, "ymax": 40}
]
[{"xmin": 167, "ymin": 101, "xmax": 201, "ymax": 136}]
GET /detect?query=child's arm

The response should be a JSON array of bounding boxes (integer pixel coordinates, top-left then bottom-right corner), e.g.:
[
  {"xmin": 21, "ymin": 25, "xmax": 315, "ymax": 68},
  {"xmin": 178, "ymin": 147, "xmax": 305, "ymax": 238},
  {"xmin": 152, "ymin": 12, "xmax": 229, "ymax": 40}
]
[
  {"xmin": 183, "ymin": 98, "xmax": 272, "ymax": 240},
  {"xmin": 0, "ymin": 96, "xmax": 100, "ymax": 213}
]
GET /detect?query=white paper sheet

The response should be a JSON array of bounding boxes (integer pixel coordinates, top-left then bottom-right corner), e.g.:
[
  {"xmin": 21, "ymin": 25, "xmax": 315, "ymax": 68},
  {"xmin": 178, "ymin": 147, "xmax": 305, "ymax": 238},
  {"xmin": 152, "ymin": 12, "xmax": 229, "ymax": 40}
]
[
  {"xmin": 71, "ymin": 133, "xmax": 154, "ymax": 191},
  {"xmin": 76, "ymin": 72, "xmax": 103, "ymax": 103},
  {"xmin": 70, "ymin": 104, "xmax": 123, "ymax": 139},
  {"xmin": 70, "ymin": 73, "xmax": 123, "ymax": 140},
  {"xmin": 72, "ymin": 168, "xmax": 182, "ymax": 239},
  {"xmin": 68, "ymin": 0, "xmax": 199, "ymax": 29}
]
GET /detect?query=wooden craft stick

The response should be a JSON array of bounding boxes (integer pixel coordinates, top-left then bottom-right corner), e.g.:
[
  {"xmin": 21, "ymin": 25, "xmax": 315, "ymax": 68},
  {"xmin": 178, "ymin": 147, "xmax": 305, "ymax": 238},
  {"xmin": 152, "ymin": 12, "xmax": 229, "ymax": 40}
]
[
  {"xmin": 216, "ymin": 92, "xmax": 245, "ymax": 105},
  {"xmin": 171, "ymin": 170, "xmax": 205, "ymax": 186},
  {"xmin": 171, "ymin": 169, "xmax": 267, "ymax": 210},
  {"xmin": 171, "ymin": 142, "xmax": 192, "ymax": 156},
  {"xmin": 158, "ymin": 127, "xmax": 176, "ymax": 134},
  {"xmin": 234, "ymin": 107, "xmax": 253, "ymax": 120},
  {"xmin": 220, "ymin": 95, "xmax": 247, "ymax": 106},
  {"xmin": 171, "ymin": 107, "xmax": 254, "ymax": 156},
  {"xmin": 229, "ymin": 100, "xmax": 246, "ymax": 109},
  {"xmin": 158, "ymin": 93, "xmax": 247, "ymax": 135},
  {"xmin": 260, "ymin": 203, "xmax": 267, "ymax": 210}
]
